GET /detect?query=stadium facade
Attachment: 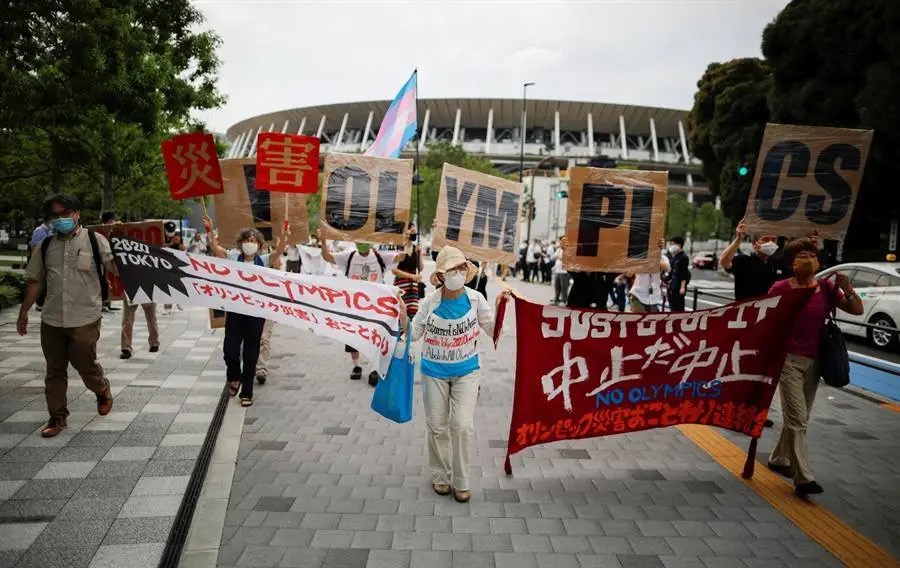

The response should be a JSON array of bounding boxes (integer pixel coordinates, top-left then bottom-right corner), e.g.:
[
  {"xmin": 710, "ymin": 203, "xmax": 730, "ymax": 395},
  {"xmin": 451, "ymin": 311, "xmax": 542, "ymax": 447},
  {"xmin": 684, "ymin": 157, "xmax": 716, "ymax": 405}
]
[{"xmin": 224, "ymin": 98, "xmax": 713, "ymax": 241}]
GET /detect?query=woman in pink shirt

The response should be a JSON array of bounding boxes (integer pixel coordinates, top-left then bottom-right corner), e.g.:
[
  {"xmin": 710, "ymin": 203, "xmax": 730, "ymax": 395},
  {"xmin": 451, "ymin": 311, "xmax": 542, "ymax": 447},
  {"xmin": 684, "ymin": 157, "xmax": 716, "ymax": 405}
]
[{"xmin": 766, "ymin": 238, "xmax": 863, "ymax": 497}]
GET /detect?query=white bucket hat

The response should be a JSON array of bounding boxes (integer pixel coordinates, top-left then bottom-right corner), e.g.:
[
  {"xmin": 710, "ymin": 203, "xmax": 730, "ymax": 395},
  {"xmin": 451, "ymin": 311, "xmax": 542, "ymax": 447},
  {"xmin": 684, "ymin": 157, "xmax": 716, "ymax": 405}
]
[{"xmin": 433, "ymin": 246, "xmax": 478, "ymax": 284}]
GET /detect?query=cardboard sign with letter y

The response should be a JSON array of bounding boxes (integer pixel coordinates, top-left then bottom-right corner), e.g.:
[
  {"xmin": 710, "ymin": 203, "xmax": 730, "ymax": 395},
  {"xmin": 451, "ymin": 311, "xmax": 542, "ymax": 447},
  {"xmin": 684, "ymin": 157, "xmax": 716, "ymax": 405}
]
[
  {"xmin": 563, "ymin": 168, "xmax": 668, "ymax": 273},
  {"xmin": 431, "ymin": 164, "xmax": 523, "ymax": 265}
]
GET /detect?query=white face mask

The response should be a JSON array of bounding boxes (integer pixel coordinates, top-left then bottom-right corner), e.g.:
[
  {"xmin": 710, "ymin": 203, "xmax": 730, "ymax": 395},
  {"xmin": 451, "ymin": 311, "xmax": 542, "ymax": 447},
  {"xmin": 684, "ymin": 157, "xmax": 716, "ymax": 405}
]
[
  {"xmin": 443, "ymin": 270, "xmax": 466, "ymax": 291},
  {"xmin": 668, "ymin": 244, "xmax": 681, "ymax": 255},
  {"xmin": 758, "ymin": 241, "xmax": 779, "ymax": 256},
  {"xmin": 241, "ymin": 242, "xmax": 259, "ymax": 256}
]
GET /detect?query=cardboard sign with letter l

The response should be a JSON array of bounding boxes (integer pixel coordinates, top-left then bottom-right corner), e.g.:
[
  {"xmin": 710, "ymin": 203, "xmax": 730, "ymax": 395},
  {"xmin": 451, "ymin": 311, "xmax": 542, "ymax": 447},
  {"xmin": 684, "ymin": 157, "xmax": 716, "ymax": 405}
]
[
  {"xmin": 431, "ymin": 164, "xmax": 524, "ymax": 265},
  {"xmin": 319, "ymin": 154, "xmax": 413, "ymax": 245},
  {"xmin": 563, "ymin": 168, "xmax": 668, "ymax": 273},
  {"xmin": 743, "ymin": 123, "xmax": 873, "ymax": 240}
]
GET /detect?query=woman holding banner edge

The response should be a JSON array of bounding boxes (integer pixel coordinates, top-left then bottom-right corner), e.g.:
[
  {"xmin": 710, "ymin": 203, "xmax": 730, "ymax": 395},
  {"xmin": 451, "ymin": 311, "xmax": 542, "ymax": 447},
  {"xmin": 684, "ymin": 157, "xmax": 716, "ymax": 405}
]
[
  {"xmin": 397, "ymin": 246, "xmax": 509, "ymax": 503},
  {"xmin": 204, "ymin": 215, "xmax": 289, "ymax": 407}
]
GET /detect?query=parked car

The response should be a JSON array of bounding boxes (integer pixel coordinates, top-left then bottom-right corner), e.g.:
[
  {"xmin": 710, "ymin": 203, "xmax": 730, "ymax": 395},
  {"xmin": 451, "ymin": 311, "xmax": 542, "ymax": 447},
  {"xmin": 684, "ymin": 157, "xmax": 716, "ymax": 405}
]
[
  {"xmin": 692, "ymin": 252, "xmax": 718, "ymax": 270},
  {"xmin": 817, "ymin": 262, "xmax": 900, "ymax": 350}
]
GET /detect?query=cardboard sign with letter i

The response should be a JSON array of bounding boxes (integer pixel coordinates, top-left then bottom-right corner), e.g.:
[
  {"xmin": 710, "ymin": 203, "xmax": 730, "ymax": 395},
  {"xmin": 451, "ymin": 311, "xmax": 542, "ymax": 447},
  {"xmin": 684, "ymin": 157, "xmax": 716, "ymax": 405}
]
[{"xmin": 563, "ymin": 168, "xmax": 668, "ymax": 273}]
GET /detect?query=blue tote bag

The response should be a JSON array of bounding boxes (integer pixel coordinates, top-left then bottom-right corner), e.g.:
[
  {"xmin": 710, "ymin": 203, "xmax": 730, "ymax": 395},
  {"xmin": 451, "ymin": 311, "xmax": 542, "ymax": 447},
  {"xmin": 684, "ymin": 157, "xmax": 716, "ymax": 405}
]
[{"xmin": 371, "ymin": 333, "xmax": 414, "ymax": 424}]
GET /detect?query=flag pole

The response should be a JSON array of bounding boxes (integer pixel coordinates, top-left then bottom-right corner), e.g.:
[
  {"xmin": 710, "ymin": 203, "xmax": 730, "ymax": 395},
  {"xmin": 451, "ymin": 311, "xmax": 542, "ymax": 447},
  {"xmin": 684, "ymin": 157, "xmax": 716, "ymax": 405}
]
[{"xmin": 413, "ymin": 69, "xmax": 422, "ymax": 280}]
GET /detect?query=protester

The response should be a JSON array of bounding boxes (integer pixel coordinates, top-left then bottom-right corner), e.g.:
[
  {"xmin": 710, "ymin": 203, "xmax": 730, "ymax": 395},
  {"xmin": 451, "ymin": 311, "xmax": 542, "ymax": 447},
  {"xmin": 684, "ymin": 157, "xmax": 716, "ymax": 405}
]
[
  {"xmin": 319, "ymin": 228, "xmax": 408, "ymax": 386},
  {"xmin": 285, "ymin": 242, "xmax": 302, "ymax": 273},
  {"xmin": 518, "ymin": 241, "xmax": 528, "ymax": 282},
  {"xmin": 162, "ymin": 221, "xmax": 185, "ymax": 315},
  {"xmin": 405, "ymin": 246, "xmax": 508, "ymax": 503},
  {"xmin": 552, "ymin": 238, "xmax": 570, "ymax": 305},
  {"xmin": 628, "ymin": 244, "xmax": 670, "ymax": 313},
  {"xmin": 766, "ymin": 238, "xmax": 863, "ymax": 497},
  {"xmin": 392, "ymin": 225, "xmax": 424, "ymax": 319},
  {"xmin": 567, "ymin": 271, "xmax": 614, "ymax": 310},
  {"xmin": 206, "ymin": 216, "xmax": 288, "ymax": 406},
  {"xmin": 720, "ymin": 222, "xmax": 784, "ymax": 300},
  {"xmin": 188, "ymin": 232, "xmax": 207, "ymax": 255},
  {"xmin": 666, "ymin": 236, "xmax": 691, "ymax": 311},
  {"xmin": 255, "ymin": 238, "xmax": 285, "ymax": 386},
  {"xmin": 526, "ymin": 238, "xmax": 541, "ymax": 283},
  {"xmin": 28, "ymin": 218, "xmax": 54, "ymax": 254},
  {"xmin": 17, "ymin": 194, "xmax": 115, "ymax": 437}
]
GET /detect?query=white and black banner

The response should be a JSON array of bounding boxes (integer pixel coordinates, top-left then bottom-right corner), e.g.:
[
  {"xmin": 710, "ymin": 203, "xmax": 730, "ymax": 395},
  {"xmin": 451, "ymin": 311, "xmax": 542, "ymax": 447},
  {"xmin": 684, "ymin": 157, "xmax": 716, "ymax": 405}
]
[{"xmin": 110, "ymin": 236, "xmax": 402, "ymax": 376}]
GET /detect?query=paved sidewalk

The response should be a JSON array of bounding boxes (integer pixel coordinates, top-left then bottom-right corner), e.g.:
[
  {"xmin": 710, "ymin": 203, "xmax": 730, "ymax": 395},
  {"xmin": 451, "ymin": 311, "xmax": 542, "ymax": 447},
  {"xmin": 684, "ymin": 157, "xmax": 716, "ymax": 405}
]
[
  {"xmin": 0, "ymin": 304, "xmax": 225, "ymax": 568},
  {"xmin": 210, "ymin": 277, "xmax": 900, "ymax": 568}
]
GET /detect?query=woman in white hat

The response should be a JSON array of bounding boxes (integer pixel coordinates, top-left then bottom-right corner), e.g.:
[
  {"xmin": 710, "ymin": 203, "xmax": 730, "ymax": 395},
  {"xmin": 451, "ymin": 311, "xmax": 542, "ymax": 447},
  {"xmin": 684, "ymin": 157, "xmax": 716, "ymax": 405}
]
[{"xmin": 406, "ymin": 246, "xmax": 508, "ymax": 503}]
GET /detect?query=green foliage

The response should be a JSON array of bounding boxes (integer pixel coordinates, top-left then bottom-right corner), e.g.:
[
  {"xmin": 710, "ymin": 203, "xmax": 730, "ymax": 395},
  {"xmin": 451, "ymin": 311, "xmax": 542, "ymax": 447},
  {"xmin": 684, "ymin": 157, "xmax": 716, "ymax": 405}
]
[
  {"xmin": 0, "ymin": 272, "xmax": 27, "ymax": 310},
  {"xmin": 686, "ymin": 58, "xmax": 770, "ymax": 222},
  {"xmin": 762, "ymin": 0, "xmax": 900, "ymax": 250},
  {"xmin": 0, "ymin": 0, "xmax": 225, "ymax": 225},
  {"xmin": 665, "ymin": 195, "xmax": 693, "ymax": 238},
  {"xmin": 693, "ymin": 202, "xmax": 729, "ymax": 241}
]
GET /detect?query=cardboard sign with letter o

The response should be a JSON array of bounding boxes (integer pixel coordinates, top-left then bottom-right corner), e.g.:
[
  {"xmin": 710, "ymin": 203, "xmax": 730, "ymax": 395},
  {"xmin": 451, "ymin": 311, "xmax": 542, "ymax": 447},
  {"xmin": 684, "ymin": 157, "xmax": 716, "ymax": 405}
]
[
  {"xmin": 743, "ymin": 124, "xmax": 873, "ymax": 240},
  {"xmin": 563, "ymin": 168, "xmax": 668, "ymax": 273},
  {"xmin": 319, "ymin": 154, "xmax": 413, "ymax": 245},
  {"xmin": 431, "ymin": 164, "xmax": 523, "ymax": 265}
]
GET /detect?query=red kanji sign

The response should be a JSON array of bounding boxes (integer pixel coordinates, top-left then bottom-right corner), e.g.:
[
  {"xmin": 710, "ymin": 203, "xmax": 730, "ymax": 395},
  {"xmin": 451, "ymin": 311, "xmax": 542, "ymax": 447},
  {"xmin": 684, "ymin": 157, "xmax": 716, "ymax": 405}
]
[
  {"xmin": 255, "ymin": 133, "xmax": 320, "ymax": 193},
  {"xmin": 161, "ymin": 132, "xmax": 224, "ymax": 200},
  {"xmin": 503, "ymin": 290, "xmax": 812, "ymax": 474}
]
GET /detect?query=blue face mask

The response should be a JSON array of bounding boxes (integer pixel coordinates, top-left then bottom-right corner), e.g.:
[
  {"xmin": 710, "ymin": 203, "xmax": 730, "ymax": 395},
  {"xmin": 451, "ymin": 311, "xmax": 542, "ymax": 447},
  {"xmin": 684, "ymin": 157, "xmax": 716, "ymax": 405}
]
[{"xmin": 51, "ymin": 217, "xmax": 76, "ymax": 234}]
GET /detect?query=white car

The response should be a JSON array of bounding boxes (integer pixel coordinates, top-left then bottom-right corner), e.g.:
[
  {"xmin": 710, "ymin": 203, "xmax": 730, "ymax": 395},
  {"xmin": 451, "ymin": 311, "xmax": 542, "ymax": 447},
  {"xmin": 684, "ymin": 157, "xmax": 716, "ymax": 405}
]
[{"xmin": 817, "ymin": 262, "xmax": 900, "ymax": 350}]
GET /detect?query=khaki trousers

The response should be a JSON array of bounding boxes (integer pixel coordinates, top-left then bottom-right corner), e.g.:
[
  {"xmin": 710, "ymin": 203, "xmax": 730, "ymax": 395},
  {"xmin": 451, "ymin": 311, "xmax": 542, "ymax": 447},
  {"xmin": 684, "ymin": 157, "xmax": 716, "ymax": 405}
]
[
  {"xmin": 256, "ymin": 320, "xmax": 275, "ymax": 378},
  {"xmin": 422, "ymin": 373, "xmax": 479, "ymax": 491},
  {"xmin": 769, "ymin": 354, "xmax": 819, "ymax": 485},
  {"xmin": 121, "ymin": 302, "xmax": 159, "ymax": 352},
  {"xmin": 41, "ymin": 319, "xmax": 110, "ymax": 419}
]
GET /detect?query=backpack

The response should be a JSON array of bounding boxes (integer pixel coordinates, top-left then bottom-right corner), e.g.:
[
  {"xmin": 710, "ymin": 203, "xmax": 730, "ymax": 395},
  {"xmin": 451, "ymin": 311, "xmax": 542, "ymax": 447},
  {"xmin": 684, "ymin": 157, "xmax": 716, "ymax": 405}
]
[
  {"xmin": 345, "ymin": 250, "xmax": 386, "ymax": 278},
  {"xmin": 37, "ymin": 229, "xmax": 108, "ymax": 307}
]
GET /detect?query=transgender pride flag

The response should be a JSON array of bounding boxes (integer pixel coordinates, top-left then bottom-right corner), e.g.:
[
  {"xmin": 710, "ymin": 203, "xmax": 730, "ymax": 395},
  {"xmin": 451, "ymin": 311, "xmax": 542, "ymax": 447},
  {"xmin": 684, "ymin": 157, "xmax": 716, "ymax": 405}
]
[{"xmin": 365, "ymin": 71, "xmax": 417, "ymax": 159}]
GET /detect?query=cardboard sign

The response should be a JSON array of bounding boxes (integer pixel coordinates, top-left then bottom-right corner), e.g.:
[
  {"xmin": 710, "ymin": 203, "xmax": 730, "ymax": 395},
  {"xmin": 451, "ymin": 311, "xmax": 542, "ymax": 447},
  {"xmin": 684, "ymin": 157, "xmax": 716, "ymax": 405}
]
[
  {"xmin": 86, "ymin": 221, "xmax": 166, "ymax": 301},
  {"xmin": 563, "ymin": 168, "xmax": 668, "ymax": 273},
  {"xmin": 431, "ymin": 164, "xmax": 523, "ymax": 265},
  {"xmin": 209, "ymin": 308, "xmax": 226, "ymax": 329},
  {"xmin": 161, "ymin": 132, "xmax": 224, "ymax": 200},
  {"xmin": 255, "ymin": 133, "xmax": 320, "ymax": 193},
  {"xmin": 319, "ymin": 154, "xmax": 413, "ymax": 245},
  {"xmin": 743, "ymin": 124, "xmax": 873, "ymax": 240},
  {"xmin": 214, "ymin": 158, "xmax": 310, "ymax": 247}
]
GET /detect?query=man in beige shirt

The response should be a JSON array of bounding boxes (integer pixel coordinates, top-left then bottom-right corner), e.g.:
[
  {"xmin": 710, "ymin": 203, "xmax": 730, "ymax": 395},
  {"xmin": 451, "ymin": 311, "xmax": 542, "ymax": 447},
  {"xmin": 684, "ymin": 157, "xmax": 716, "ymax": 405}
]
[{"xmin": 17, "ymin": 194, "xmax": 116, "ymax": 437}]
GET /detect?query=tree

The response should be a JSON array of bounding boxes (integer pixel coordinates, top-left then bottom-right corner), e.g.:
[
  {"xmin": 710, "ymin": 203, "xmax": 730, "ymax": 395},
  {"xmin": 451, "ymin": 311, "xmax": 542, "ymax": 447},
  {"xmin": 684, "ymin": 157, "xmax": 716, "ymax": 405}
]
[
  {"xmin": 693, "ymin": 202, "xmax": 729, "ymax": 241},
  {"xmin": 686, "ymin": 58, "xmax": 771, "ymax": 222},
  {"xmin": 0, "ymin": 0, "xmax": 224, "ymax": 216},
  {"xmin": 665, "ymin": 195, "xmax": 693, "ymax": 238},
  {"xmin": 762, "ymin": 0, "xmax": 900, "ymax": 256}
]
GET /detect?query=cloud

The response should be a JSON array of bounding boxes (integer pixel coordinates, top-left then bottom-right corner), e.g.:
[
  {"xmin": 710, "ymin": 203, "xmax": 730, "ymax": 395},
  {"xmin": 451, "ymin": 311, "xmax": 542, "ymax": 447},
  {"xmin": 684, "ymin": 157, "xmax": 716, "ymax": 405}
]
[{"xmin": 191, "ymin": 0, "xmax": 790, "ymax": 132}]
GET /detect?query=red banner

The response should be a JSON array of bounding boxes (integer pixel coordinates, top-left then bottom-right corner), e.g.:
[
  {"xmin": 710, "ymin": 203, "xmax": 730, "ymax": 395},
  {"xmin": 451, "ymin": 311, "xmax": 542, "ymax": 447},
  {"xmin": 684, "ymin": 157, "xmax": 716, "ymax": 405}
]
[
  {"xmin": 255, "ymin": 133, "xmax": 320, "ymax": 193},
  {"xmin": 504, "ymin": 290, "xmax": 812, "ymax": 473},
  {"xmin": 161, "ymin": 132, "xmax": 224, "ymax": 200},
  {"xmin": 86, "ymin": 221, "xmax": 165, "ymax": 302}
]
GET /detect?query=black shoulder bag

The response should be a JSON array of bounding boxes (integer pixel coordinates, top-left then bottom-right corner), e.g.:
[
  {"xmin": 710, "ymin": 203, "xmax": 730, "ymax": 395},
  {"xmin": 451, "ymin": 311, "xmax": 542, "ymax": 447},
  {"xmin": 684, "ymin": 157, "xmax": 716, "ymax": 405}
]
[{"xmin": 818, "ymin": 282, "xmax": 850, "ymax": 388}]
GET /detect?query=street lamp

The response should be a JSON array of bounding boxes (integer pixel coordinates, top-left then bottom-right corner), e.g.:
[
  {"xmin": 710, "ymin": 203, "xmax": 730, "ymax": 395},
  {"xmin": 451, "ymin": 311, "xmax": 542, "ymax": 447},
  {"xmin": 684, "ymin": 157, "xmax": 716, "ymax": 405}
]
[{"xmin": 519, "ymin": 82, "xmax": 535, "ymax": 183}]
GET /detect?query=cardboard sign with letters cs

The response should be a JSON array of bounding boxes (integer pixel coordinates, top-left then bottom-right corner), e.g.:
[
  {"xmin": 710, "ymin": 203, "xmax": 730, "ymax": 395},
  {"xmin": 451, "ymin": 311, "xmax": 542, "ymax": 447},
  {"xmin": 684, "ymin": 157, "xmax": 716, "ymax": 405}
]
[{"xmin": 743, "ymin": 123, "xmax": 873, "ymax": 240}]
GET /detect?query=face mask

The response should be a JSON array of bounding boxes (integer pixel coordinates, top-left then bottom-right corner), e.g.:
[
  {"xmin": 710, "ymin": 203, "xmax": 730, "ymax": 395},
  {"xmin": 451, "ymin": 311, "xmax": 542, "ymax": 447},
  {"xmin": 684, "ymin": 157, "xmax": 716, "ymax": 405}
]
[
  {"xmin": 51, "ymin": 217, "xmax": 76, "ymax": 234},
  {"xmin": 409, "ymin": 233, "xmax": 417, "ymax": 242},
  {"xmin": 241, "ymin": 242, "xmax": 259, "ymax": 256},
  {"xmin": 668, "ymin": 244, "xmax": 680, "ymax": 255},
  {"xmin": 793, "ymin": 256, "xmax": 819, "ymax": 276},
  {"xmin": 443, "ymin": 271, "xmax": 466, "ymax": 291},
  {"xmin": 356, "ymin": 244, "xmax": 370, "ymax": 255},
  {"xmin": 758, "ymin": 242, "xmax": 779, "ymax": 256}
]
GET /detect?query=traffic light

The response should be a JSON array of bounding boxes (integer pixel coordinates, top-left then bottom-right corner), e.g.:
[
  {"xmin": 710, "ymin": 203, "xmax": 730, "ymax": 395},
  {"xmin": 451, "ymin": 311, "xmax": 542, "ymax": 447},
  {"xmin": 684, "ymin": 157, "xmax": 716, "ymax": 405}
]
[
  {"xmin": 738, "ymin": 164, "xmax": 750, "ymax": 177},
  {"xmin": 556, "ymin": 190, "xmax": 568, "ymax": 199}
]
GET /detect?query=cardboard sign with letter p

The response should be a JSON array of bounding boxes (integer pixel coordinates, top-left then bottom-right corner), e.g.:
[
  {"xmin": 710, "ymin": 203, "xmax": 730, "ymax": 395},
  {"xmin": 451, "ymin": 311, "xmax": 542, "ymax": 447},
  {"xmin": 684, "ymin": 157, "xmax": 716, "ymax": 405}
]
[
  {"xmin": 431, "ymin": 164, "xmax": 523, "ymax": 265},
  {"xmin": 563, "ymin": 168, "xmax": 668, "ymax": 273},
  {"xmin": 319, "ymin": 154, "xmax": 413, "ymax": 245},
  {"xmin": 743, "ymin": 124, "xmax": 873, "ymax": 240}
]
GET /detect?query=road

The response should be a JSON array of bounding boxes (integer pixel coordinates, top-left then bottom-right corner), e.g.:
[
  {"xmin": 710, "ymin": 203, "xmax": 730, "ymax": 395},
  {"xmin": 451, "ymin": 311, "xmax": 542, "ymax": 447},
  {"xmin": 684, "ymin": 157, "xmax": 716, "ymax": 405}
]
[{"xmin": 689, "ymin": 268, "xmax": 900, "ymax": 365}]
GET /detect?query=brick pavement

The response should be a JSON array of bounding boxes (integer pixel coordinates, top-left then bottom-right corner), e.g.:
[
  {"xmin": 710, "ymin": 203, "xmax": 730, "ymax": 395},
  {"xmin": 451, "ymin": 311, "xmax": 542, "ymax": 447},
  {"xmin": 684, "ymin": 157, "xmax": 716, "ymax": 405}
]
[
  {"xmin": 213, "ymin": 276, "xmax": 899, "ymax": 568},
  {"xmin": 0, "ymin": 304, "xmax": 226, "ymax": 568}
]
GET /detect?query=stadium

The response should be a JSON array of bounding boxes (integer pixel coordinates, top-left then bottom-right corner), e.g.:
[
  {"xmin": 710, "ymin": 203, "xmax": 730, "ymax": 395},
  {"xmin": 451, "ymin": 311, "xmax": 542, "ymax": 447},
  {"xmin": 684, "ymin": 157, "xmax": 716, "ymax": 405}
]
[{"xmin": 224, "ymin": 98, "xmax": 713, "ymax": 240}]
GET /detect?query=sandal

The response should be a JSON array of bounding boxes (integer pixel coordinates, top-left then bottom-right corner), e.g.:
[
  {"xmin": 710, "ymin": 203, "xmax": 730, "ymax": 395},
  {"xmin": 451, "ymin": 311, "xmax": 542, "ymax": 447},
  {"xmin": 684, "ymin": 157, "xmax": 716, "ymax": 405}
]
[
  {"xmin": 452, "ymin": 488, "xmax": 471, "ymax": 503},
  {"xmin": 228, "ymin": 381, "xmax": 240, "ymax": 397},
  {"xmin": 432, "ymin": 483, "xmax": 451, "ymax": 496},
  {"xmin": 240, "ymin": 398, "xmax": 253, "ymax": 407}
]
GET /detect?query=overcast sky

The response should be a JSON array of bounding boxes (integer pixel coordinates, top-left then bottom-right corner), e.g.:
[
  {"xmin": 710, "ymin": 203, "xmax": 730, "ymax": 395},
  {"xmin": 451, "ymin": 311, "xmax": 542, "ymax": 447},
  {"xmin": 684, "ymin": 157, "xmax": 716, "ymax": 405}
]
[{"xmin": 192, "ymin": 0, "xmax": 791, "ymax": 133}]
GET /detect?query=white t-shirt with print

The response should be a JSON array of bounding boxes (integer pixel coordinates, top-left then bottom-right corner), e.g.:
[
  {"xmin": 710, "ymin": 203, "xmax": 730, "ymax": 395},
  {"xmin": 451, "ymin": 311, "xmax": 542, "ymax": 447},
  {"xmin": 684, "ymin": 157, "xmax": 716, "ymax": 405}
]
[{"xmin": 332, "ymin": 249, "xmax": 400, "ymax": 282}]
